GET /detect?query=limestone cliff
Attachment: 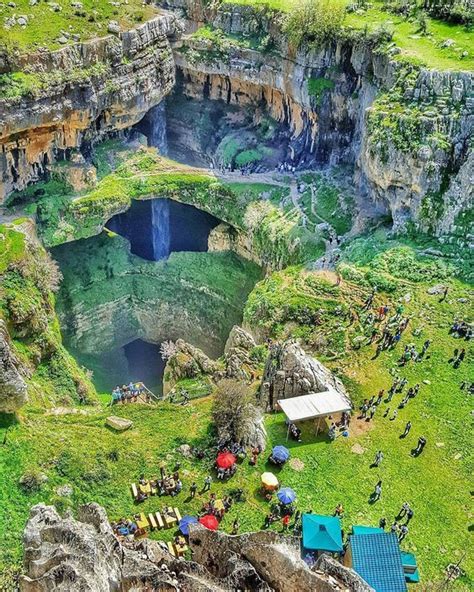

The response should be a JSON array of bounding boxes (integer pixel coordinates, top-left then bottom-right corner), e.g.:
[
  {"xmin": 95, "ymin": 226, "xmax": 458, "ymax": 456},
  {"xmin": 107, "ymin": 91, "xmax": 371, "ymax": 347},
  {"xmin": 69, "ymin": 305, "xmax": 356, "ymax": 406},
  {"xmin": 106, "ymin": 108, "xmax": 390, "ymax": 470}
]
[
  {"xmin": 21, "ymin": 502, "xmax": 372, "ymax": 591},
  {"xmin": 0, "ymin": 13, "xmax": 182, "ymax": 200},
  {"xmin": 166, "ymin": 0, "xmax": 472, "ymax": 238},
  {"xmin": 0, "ymin": 319, "xmax": 28, "ymax": 412}
]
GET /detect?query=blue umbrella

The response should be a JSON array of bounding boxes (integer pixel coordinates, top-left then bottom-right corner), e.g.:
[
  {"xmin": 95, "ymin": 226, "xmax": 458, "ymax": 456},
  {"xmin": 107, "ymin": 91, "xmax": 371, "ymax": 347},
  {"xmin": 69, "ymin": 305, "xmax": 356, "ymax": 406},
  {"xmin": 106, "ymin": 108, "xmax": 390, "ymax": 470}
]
[
  {"xmin": 272, "ymin": 445, "xmax": 290, "ymax": 462},
  {"xmin": 179, "ymin": 515, "xmax": 198, "ymax": 535},
  {"xmin": 277, "ymin": 487, "xmax": 296, "ymax": 504}
]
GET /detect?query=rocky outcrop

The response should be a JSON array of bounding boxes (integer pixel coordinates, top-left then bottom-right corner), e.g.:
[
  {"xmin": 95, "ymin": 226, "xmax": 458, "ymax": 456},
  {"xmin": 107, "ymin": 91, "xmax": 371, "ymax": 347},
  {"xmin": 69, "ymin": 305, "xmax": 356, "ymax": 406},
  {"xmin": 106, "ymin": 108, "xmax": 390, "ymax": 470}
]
[
  {"xmin": 223, "ymin": 325, "xmax": 257, "ymax": 380},
  {"xmin": 163, "ymin": 338, "xmax": 220, "ymax": 395},
  {"xmin": 260, "ymin": 340, "xmax": 350, "ymax": 411},
  {"xmin": 0, "ymin": 14, "xmax": 182, "ymax": 201},
  {"xmin": 188, "ymin": 524, "xmax": 372, "ymax": 592},
  {"xmin": 21, "ymin": 502, "xmax": 369, "ymax": 591},
  {"xmin": 0, "ymin": 319, "xmax": 28, "ymax": 412}
]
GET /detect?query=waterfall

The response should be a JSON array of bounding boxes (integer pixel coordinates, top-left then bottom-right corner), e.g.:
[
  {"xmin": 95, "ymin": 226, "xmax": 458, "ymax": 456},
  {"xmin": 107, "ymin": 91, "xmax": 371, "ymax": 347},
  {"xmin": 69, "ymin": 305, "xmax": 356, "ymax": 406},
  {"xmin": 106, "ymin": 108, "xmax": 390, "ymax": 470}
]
[
  {"xmin": 147, "ymin": 101, "xmax": 168, "ymax": 155},
  {"xmin": 151, "ymin": 199, "xmax": 170, "ymax": 261}
]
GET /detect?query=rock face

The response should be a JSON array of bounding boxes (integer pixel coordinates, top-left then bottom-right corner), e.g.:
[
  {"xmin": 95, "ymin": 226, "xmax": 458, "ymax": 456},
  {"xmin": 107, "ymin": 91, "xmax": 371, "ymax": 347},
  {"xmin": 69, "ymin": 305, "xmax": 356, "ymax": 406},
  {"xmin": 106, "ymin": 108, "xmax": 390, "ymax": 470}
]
[
  {"xmin": 163, "ymin": 338, "xmax": 219, "ymax": 395},
  {"xmin": 188, "ymin": 525, "xmax": 372, "ymax": 592},
  {"xmin": 223, "ymin": 325, "xmax": 257, "ymax": 380},
  {"xmin": 0, "ymin": 14, "xmax": 182, "ymax": 200},
  {"xmin": 21, "ymin": 503, "xmax": 370, "ymax": 591},
  {"xmin": 260, "ymin": 340, "xmax": 350, "ymax": 411},
  {"xmin": 0, "ymin": 319, "xmax": 28, "ymax": 412},
  {"xmin": 168, "ymin": 0, "xmax": 472, "ymax": 238}
]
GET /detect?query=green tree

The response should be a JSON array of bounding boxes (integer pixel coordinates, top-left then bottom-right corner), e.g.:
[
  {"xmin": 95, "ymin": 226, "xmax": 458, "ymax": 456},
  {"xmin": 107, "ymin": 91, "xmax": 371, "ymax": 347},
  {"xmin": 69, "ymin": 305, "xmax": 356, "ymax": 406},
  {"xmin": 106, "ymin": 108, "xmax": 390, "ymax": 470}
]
[{"xmin": 284, "ymin": 0, "xmax": 347, "ymax": 48}]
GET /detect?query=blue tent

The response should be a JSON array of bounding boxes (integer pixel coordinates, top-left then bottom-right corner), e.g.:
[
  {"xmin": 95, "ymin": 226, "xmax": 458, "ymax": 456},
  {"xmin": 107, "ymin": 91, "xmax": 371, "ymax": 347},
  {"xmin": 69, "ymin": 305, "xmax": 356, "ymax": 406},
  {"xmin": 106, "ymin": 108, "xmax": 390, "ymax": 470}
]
[
  {"xmin": 179, "ymin": 515, "xmax": 198, "ymax": 535},
  {"xmin": 352, "ymin": 525, "xmax": 384, "ymax": 536},
  {"xmin": 272, "ymin": 445, "xmax": 290, "ymax": 462},
  {"xmin": 302, "ymin": 514, "xmax": 343, "ymax": 553}
]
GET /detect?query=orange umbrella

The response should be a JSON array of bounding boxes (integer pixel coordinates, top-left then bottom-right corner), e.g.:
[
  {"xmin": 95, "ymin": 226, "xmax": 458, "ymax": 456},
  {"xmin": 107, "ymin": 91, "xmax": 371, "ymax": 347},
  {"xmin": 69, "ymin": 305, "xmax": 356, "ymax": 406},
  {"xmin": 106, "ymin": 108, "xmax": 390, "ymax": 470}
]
[
  {"xmin": 216, "ymin": 451, "xmax": 237, "ymax": 469},
  {"xmin": 199, "ymin": 514, "xmax": 219, "ymax": 530}
]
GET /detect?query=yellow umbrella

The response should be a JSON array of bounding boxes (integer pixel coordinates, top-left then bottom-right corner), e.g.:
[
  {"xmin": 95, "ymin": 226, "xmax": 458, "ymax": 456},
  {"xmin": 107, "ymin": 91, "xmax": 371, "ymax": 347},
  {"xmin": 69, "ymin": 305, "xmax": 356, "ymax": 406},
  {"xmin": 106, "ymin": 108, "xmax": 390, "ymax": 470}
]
[{"xmin": 261, "ymin": 472, "xmax": 279, "ymax": 490}]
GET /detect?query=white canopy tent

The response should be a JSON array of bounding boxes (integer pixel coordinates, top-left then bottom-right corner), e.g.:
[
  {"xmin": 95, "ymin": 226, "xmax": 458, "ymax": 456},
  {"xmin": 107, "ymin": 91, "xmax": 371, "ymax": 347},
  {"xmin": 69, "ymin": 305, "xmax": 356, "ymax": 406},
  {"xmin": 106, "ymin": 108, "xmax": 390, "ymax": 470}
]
[{"xmin": 278, "ymin": 389, "xmax": 351, "ymax": 439}]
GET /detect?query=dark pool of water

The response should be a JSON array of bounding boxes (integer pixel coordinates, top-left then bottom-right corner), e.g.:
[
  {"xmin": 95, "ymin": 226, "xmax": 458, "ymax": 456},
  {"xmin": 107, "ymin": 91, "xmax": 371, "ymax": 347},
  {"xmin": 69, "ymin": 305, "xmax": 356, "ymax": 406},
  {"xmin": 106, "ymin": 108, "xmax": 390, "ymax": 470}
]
[{"xmin": 107, "ymin": 198, "xmax": 220, "ymax": 261}]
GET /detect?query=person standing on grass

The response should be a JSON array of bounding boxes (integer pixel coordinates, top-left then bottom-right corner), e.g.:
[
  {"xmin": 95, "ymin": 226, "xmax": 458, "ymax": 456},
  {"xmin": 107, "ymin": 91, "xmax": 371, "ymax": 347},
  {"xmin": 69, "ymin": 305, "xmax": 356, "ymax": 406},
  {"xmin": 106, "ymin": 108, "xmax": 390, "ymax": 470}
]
[
  {"xmin": 454, "ymin": 348, "xmax": 466, "ymax": 368},
  {"xmin": 399, "ymin": 524, "xmax": 409, "ymax": 542},
  {"xmin": 406, "ymin": 507, "xmax": 414, "ymax": 523},
  {"xmin": 282, "ymin": 514, "xmax": 290, "ymax": 532},
  {"xmin": 190, "ymin": 482, "xmax": 197, "ymax": 498},
  {"xmin": 368, "ymin": 405, "xmax": 377, "ymax": 421},
  {"xmin": 411, "ymin": 436, "xmax": 427, "ymax": 456},
  {"xmin": 373, "ymin": 480, "xmax": 382, "ymax": 502},
  {"xmin": 203, "ymin": 475, "xmax": 212, "ymax": 492},
  {"xmin": 390, "ymin": 521, "xmax": 398, "ymax": 534},
  {"xmin": 401, "ymin": 420, "xmax": 412, "ymax": 438},
  {"xmin": 374, "ymin": 450, "xmax": 384, "ymax": 467},
  {"xmin": 376, "ymin": 390, "xmax": 384, "ymax": 406},
  {"xmin": 397, "ymin": 502, "xmax": 410, "ymax": 521},
  {"xmin": 379, "ymin": 517, "xmax": 387, "ymax": 530},
  {"xmin": 232, "ymin": 518, "xmax": 240, "ymax": 535}
]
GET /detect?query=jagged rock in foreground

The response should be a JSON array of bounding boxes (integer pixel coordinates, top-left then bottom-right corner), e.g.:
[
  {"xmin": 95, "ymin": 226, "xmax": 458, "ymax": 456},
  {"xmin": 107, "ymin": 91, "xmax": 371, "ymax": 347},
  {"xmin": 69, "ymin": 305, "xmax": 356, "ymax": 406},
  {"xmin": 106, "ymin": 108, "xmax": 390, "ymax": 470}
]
[
  {"xmin": 0, "ymin": 319, "xmax": 28, "ymax": 412},
  {"xmin": 224, "ymin": 325, "xmax": 257, "ymax": 380},
  {"xmin": 21, "ymin": 503, "xmax": 371, "ymax": 591},
  {"xmin": 260, "ymin": 340, "xmax": 350, "ymax": 410}
]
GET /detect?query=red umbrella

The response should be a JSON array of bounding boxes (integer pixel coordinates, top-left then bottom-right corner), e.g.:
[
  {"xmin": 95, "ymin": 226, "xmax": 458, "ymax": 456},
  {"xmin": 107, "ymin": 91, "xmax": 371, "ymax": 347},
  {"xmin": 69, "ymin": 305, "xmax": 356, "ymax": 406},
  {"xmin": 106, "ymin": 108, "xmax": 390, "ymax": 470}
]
[
  {"xmin": 199, "ymin": 514, "xmax": 219, "ymax": 530},
  {"xmin": 216, "ymin": 451, "xmax": 237, "ymax": 469}
]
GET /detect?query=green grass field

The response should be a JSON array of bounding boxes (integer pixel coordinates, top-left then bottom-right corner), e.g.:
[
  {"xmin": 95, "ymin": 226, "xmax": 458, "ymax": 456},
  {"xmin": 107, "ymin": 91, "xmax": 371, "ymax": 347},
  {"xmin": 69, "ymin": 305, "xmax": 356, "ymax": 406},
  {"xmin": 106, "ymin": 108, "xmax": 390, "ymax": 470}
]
[
  {"xmin": 0, "ymin": 255, "xmax": 472, "ymax": 589},
  {"xmin": 0, "ymin": 0, "xmax": 159, "ymax": 51}
]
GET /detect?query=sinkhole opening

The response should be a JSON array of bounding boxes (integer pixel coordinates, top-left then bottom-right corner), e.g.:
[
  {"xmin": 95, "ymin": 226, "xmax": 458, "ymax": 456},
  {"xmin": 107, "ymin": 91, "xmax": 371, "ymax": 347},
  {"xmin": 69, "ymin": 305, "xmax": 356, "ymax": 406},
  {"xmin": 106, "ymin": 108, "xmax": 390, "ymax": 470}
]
[
  {"xmin": 107, "ymin": 198, "xmax": 220, "ymax": 261},
  {"xmin": 76, "ymin": 340, "xmax": 165, "ymax": 397}
]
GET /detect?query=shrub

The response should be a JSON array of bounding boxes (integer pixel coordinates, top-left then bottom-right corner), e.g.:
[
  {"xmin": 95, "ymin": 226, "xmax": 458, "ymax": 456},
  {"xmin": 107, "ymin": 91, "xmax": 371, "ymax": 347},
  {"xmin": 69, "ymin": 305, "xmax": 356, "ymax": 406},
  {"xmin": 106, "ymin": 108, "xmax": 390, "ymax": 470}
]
[
  {"xmin": 212, "ymin": 379, "xmax": 257, "ymax": 445},
  {"xmin": 284, "ymin": 0, "xmax": 347, "ymax": 48}
]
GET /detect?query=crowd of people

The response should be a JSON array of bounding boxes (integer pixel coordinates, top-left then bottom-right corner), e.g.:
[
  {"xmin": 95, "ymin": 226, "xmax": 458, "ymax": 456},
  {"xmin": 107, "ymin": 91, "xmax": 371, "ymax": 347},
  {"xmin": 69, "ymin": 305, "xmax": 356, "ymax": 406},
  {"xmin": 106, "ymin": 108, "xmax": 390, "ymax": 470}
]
[{"xmin": 111, "ymin": 382, "xmax": 147, "ymax": 404}]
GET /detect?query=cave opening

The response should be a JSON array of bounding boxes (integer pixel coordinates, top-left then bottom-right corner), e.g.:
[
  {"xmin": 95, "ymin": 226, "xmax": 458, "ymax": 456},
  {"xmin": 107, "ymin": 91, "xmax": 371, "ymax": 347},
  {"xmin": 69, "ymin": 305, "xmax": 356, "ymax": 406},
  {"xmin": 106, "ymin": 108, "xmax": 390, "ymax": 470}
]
[
  {"xmin": 107, "ymin": 198, "xmax": 220, "ymax": 261},
  {"xmin": 73, "ymin": 339, "xmax": 165, "ymax": 397}
]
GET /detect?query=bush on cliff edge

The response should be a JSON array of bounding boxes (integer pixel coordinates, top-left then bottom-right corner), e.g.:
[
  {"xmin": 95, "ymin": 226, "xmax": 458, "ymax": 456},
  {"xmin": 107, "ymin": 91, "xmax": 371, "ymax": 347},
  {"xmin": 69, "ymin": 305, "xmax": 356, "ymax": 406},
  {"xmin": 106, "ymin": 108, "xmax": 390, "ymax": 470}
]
[{"xmin": 284, "ymin": 0, "xmax": 347, "ymax": 48}]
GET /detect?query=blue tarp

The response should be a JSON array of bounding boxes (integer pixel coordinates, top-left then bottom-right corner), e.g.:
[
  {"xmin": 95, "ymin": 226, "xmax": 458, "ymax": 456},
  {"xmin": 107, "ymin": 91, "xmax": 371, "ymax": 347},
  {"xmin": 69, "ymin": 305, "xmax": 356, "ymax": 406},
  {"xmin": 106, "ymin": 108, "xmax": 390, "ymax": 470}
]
[
  {"xmin": 350, "ymin": 533, "xmax": 407, "ymax": 592},
  {"xmin": 302, "ymin": 514, "xmax": 343, "ymax": 553}
]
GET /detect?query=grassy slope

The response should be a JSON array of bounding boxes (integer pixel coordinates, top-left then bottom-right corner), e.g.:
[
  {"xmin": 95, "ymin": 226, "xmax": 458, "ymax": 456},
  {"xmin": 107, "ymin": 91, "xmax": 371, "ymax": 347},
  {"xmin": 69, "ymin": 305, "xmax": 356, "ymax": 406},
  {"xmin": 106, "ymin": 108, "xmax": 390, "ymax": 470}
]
[
  {"xmin": 224, "ymin": 0, "xmax": 474, "ymax": 70},
  {"xmin": 0, "ymin": 240, "xmax": 472, "ymax": 589},
  {"xmin": 0, "ymin": 0, "xmax": 158, "ymax": 52}
]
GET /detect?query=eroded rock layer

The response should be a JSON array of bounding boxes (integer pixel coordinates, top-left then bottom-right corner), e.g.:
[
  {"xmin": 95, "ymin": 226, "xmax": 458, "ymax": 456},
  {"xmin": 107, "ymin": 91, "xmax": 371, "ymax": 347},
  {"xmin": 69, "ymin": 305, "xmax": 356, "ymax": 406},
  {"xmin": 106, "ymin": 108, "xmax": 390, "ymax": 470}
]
[
  {"xmin": 21, "ymin": 502, "xmax": 372, "ymax": 592},
  {"xmin": 0, "ymin": 14, "xmax": 181, "ymax": 200}
]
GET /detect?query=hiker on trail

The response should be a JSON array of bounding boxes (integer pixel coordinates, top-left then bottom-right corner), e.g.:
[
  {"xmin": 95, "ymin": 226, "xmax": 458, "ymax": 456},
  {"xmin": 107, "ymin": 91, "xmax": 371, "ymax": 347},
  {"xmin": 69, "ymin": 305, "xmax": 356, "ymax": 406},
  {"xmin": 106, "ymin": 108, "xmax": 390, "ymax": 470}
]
[
  {"xmin": 399, "ymin": 524, "xmax": 409, "ymax": 542},
  {"xmin": 203, "ymin": 475, "xmax": 212, "ymax": 492},
  {"xmin": 379, "ymin": 517, "xmax": 387, "ymax": 530},
  {"xmin": 401, "ymin": 421, "xmax": 412, "ymax": 438},
  {"xmin": 374, "ymin": 450, "xmax": 384, "ymax": 467},
  {"xmin": 190, "ymin": 482, "xmax": 197, "ymax": 498},
  {"xmin": 372, "ymin": 480, "xmax": 382, "ymax": 502}
]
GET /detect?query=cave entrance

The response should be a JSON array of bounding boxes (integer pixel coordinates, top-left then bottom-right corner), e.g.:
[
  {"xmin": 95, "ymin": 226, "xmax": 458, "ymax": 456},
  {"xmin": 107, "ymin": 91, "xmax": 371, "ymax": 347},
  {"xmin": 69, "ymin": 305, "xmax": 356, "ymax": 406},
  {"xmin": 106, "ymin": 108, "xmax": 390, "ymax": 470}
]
[
  {"xmin": 107, "ymin": 198, "xmax": 220, "ymax": 261},
  {"xmin": 75, "ymin": 339, "xmax": 165, "ymax": 397}
]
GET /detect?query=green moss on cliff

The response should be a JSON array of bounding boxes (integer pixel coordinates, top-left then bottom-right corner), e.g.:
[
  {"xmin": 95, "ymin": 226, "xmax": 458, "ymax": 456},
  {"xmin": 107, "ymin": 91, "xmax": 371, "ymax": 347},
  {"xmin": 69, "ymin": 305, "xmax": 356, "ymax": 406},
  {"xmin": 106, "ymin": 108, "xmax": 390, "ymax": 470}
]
[{"xmin": 0, "ymin": 222, "xmax": 96, "ymax": 407}]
